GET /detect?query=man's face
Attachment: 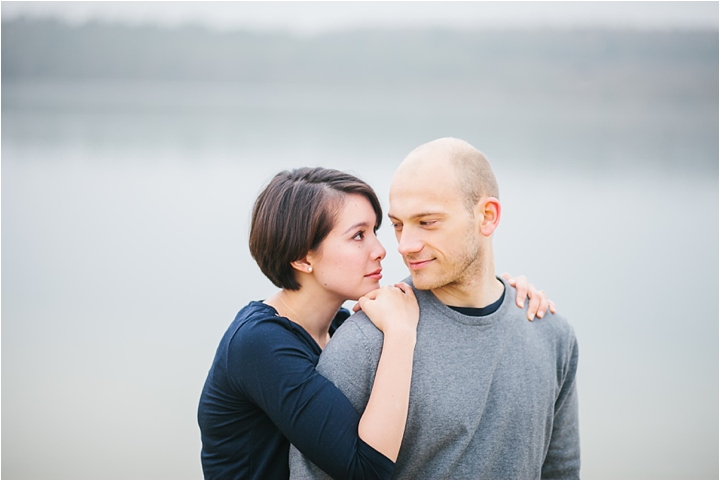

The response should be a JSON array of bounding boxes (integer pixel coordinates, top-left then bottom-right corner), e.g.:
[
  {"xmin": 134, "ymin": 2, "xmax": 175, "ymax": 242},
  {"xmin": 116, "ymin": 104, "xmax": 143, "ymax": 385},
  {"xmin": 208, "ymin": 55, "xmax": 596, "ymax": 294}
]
[{"xmin": 388, "ymin": 165, "xmax": 483, "ymax": 292}]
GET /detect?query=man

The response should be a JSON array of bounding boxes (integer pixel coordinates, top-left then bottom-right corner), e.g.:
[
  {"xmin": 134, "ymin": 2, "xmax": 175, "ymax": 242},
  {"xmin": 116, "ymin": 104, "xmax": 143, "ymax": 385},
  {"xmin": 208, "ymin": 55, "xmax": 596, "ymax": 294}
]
[{"xmin": 289, "ymin": 138, "xmax": 580, "ymax": 479}]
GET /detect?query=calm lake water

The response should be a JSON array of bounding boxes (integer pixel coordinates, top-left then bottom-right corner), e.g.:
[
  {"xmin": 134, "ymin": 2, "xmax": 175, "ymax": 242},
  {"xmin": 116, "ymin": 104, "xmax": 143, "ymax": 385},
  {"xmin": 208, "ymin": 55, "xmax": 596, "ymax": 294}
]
[{"xmin": 2, "ymin": 79, "xmax": 718, "ymax": 479}]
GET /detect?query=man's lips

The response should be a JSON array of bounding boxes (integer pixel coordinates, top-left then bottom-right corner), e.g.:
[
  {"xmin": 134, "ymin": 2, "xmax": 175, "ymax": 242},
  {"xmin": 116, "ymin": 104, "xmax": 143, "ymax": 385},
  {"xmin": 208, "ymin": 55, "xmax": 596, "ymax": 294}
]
[
  {"xmin": 406, "ymin": 258, "xmax": 434, "ymax": 270},
  {"xmin": 365, "ymin": 269, "xmax": 382, "ymax": 280}
]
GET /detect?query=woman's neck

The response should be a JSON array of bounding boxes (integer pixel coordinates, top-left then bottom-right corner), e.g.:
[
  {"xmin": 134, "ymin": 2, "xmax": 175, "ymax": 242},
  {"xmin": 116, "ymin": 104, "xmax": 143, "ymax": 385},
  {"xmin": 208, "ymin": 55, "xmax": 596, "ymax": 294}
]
[{"xmin": 265, "ymin": 288, "xmax": 344, "ymax": 349}]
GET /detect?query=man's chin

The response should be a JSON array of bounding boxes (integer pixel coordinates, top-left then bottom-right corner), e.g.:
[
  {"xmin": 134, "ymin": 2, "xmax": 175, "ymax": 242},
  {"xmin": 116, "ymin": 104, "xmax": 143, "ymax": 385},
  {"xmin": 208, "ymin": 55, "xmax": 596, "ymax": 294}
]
[{"xmin": 408, "ymin": 273, "xmax": 437, "ymax": 291}]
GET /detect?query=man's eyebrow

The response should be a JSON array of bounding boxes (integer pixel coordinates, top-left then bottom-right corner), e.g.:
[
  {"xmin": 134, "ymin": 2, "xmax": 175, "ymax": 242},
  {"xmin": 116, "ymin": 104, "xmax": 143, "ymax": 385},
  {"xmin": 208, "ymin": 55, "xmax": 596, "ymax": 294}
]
[
  {"xmin": 342, "ymin": 221, "xmax": 372, "ymax": 235},
  {"xmin": 388, "ymin": 212, "xmax": 446, "ymax": 221}
]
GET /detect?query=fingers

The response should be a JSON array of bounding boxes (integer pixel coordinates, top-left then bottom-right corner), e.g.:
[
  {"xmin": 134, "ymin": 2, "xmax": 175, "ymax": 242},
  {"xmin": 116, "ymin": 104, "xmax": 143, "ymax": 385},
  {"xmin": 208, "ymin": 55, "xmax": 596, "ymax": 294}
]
[
  {"xmin": 394, "ymin": 282, "xmax": 415, "ymax": 298},
  {"xmin": 512, "ymin": 275, "xmax": 529, "ymax": 309},
  {"xmin": 526, "ymin": 286, "xmax": 541, "ymax": 321},
  {"xmin": 536, "ymin": 291, "xmax": 550, "ymax": 319},
  {"xmin": 357, "ymin": 285, "xmax": 401, "ymax": 308},
  {"xmin": 355, "ymin": 295, "xmax": 369, "ymax": 312},
  {"xmin": 355, "ymin": 283, "xmax": 416, "ymax": 317},
  {"xmin": 526, "ymin": 289, "xmax": 558, "ymax": 321}
]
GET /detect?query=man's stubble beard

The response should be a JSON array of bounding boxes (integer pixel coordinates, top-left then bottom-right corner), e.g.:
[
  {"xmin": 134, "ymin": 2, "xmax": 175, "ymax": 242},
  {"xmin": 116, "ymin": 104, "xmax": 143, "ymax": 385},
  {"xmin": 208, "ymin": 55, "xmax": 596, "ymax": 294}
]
[{"xmin": 409, "ymin": 227, "xmax": 484, "ymax": 292}]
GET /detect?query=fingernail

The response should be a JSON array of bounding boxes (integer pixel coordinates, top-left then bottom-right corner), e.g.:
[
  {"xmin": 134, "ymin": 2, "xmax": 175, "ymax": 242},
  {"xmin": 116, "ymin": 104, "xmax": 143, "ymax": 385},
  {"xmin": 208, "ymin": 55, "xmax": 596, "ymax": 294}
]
[{"xmin": 538, "ymin": 310, "xmax": 545, "ymax": 318}]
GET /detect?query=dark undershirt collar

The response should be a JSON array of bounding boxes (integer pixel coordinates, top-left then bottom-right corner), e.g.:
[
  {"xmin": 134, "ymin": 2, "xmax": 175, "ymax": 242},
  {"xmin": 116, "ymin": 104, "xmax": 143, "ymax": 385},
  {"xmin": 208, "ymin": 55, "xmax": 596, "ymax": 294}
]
[{"xmin": 448, "ymin": 285, "xmax": 505, "ymax": 317}]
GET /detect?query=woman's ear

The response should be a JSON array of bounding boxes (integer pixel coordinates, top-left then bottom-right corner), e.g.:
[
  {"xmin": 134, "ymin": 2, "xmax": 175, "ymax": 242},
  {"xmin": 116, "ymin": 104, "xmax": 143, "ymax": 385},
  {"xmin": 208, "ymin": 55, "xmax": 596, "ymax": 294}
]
[
  {"xmin": 290, "ymin": 256, "xmax": 313, "ymax": 274},
  {"xmin": 477, "ymin": 197, "xmax": 501, "ymax": 237}
]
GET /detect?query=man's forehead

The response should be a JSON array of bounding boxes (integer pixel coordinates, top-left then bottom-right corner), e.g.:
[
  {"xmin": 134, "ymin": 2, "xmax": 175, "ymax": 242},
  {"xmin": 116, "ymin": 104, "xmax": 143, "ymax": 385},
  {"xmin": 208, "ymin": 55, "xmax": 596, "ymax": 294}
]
[
  {"xmin": 388, "ymin": 185, "xmax": 462, "ymax": 219},
  {"xmin": 391, "ymin": 164, "xmax": 457, "ymax": 192}
]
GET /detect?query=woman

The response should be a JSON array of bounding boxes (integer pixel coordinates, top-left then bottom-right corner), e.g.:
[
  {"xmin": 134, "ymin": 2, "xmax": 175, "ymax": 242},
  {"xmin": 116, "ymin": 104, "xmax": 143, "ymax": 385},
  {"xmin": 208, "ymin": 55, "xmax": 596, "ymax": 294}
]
[{"xmin": 197, "ymin": 167, "xmax": 552, "ymax": 480}]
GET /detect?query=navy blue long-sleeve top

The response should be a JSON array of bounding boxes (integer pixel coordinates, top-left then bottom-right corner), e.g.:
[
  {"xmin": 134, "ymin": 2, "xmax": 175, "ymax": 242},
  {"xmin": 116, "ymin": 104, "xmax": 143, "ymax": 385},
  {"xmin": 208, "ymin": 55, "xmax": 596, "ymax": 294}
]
[{"xmin": 198, "ymin": 301, "xmax": 394, "ymax": 479}]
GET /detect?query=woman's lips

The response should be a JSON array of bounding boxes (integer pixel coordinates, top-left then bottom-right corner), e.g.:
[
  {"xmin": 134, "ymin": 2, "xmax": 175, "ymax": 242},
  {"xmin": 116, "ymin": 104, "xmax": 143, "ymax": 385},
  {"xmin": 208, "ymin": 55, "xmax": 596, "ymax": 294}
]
[{"xmin": 365, "ymin": 269, "xmax": 382, "ymax": 280}]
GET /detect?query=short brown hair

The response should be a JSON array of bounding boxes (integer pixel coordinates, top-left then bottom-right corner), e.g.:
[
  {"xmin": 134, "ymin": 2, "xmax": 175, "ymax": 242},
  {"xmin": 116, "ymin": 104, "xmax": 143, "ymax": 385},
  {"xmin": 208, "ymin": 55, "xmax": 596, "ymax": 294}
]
[
  {"xmin": 249, "ymin": 167, "xmax": 383, "ymax": 290},
  {"xmin": 451, "ymin": 144, "xmax": 499, "ymax": 212}
]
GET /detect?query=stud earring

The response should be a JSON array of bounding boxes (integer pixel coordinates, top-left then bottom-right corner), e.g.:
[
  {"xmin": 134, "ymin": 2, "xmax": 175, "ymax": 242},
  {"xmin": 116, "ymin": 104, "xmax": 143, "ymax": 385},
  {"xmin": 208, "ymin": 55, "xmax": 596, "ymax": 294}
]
[{"xmin": 308, "ymin": 267, "xmax": 313, "ymax": 273}]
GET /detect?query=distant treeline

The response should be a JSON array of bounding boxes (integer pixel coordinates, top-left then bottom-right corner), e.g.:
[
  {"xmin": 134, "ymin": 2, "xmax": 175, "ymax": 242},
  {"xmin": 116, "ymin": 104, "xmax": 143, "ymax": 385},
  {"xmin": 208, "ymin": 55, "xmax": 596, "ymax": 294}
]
[{"xmin": 2, "ymin": 18, "xmax": 718, "ymax": 97}]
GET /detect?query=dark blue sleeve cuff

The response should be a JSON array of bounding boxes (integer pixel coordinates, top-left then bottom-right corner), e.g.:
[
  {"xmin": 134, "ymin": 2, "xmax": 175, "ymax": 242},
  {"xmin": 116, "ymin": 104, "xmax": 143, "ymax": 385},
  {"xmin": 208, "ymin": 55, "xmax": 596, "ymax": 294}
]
[{"xmin": 352, "ymin": 437, "xmax": 395, "ymax": 480}]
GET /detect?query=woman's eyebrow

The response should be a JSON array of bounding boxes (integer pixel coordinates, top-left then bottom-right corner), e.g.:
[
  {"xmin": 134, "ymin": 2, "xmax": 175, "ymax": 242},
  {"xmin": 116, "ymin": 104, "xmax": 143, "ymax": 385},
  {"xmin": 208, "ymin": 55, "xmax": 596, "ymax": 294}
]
[{"xmin": 342, "ymin": 221, "xmax": 372, "ymax": 235}]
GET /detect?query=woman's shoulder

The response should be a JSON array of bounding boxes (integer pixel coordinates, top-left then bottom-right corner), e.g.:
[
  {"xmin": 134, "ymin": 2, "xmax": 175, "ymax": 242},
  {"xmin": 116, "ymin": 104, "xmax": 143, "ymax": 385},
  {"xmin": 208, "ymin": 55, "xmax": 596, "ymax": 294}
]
[
  {"xmin": 231, "ymin": 301, "xmax": 292, "ymax": 339},
  {"xmin": 231, "ymin": 301, "xmax": 321, "ymax": 354},
  {"xmin": 235, "ymin": 300, "xmax": 280, "ymax": 324}
]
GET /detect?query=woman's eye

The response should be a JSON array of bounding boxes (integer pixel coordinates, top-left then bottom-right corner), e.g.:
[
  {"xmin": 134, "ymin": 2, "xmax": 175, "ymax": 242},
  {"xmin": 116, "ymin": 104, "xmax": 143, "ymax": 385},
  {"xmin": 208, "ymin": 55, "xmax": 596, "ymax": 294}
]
[{"xmin": 353, "ymin": 231, "xmax": 365, "ymax": 240}]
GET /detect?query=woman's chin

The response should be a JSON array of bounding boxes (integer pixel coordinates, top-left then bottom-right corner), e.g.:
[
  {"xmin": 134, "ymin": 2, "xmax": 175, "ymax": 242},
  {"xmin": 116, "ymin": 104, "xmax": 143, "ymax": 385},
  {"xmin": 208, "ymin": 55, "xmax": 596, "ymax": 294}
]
[{"xmin": 353, "ymin": 282, "xmax": 380, "ymax": 300}]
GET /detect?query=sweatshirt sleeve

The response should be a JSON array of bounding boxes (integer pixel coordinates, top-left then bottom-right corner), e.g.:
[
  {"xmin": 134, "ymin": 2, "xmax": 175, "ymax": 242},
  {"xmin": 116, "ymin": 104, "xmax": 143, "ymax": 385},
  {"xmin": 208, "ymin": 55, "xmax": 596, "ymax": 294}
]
[
  {"xmin": 541, "ymin": 330, "xmax": 581, "ymax": 479},
  {"xmin": 230, "ymin": 317, "xmax": 393, "ymax": 480}
]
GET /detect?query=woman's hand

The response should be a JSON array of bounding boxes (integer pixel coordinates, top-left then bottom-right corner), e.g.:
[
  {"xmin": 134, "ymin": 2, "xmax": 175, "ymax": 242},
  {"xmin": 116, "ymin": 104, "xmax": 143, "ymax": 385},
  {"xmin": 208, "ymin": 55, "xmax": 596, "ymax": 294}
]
[
  {"xmin": 354, "ymin": 282, "xmax": 419, "ymax": 335},
  {"xmin": 501, "ymin": 273, "xmax": 557, "ymax": 321}
]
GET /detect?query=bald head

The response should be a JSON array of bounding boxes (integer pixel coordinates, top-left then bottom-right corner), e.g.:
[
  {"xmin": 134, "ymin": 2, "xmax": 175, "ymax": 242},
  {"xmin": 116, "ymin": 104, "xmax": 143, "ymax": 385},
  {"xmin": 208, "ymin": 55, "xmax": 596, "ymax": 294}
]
[
  {"xmin": 394, "ymin": 138, "xmax": 499, "ymax": 211},
  {"xmin": 389, "ymin": 138, "xmax": 502, "ymax": 297}
]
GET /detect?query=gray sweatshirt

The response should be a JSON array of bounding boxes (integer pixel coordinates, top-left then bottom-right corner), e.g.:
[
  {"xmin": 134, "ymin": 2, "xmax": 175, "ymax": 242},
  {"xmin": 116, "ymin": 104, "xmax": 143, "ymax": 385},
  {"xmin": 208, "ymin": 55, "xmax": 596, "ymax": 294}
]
[{"xmin": 289, "ymin": 277, "xmax": 580, "ymax": 479}]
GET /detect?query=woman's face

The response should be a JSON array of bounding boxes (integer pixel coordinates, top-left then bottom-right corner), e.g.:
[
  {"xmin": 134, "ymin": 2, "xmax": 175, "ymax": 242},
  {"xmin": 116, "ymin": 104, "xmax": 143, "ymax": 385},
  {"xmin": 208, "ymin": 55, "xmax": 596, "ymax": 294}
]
[{"xmin": 307, "ymin": 194, "xmax": 386, "ymax": 302}]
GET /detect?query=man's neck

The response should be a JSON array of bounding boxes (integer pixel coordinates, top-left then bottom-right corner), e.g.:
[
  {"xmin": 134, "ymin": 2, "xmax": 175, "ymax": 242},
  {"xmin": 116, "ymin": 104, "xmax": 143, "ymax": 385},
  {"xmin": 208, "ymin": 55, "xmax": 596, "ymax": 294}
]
[{"xmin": 431, "ymin": 273, "xmax": 505, "ymax": 309}]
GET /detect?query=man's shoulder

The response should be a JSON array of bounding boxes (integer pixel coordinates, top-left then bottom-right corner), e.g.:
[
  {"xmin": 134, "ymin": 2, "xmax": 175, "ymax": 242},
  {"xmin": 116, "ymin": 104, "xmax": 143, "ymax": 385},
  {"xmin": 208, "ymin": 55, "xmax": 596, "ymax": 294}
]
[
  {"xmin": 316, "ymin": 309, "xmax": 383, "ymax": 411},
  {"xmin": 499, "ymin": 281, "xmax": 576, "ymax": 341},
  {"xmin": 517, "ymin": 310, "xmax": 579, "ymax": 369},
  {"xmin": 325, "ymin": 310, "xmax": 384, "ymax": 355},
  {"xmin": 531, "ymin": 311, "xmax": 577, "ymax": 343}
]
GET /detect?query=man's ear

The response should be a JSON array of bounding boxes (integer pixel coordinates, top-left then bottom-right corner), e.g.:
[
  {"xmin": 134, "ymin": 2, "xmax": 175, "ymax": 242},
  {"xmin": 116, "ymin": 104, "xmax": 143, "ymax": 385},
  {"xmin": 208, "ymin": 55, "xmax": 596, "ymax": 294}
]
[{"xmin": 477, "ymin": 197, "xmax": 501, "ymax": 237}]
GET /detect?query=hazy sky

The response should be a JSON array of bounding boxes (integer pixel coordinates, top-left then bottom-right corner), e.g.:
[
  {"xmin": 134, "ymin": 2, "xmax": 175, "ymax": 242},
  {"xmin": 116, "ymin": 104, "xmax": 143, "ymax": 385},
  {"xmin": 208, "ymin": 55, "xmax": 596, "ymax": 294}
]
[{"xmin": 2, "ymin": 1, "xmax": 718, "ymax": 33}]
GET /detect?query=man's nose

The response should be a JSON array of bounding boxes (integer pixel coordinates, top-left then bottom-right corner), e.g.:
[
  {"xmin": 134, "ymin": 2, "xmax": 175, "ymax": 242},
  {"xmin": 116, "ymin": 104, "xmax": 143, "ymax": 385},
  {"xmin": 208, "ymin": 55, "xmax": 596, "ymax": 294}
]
[{"xmin": 397, "ymin": 228, "xmax": 423, "ymax": 256}]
